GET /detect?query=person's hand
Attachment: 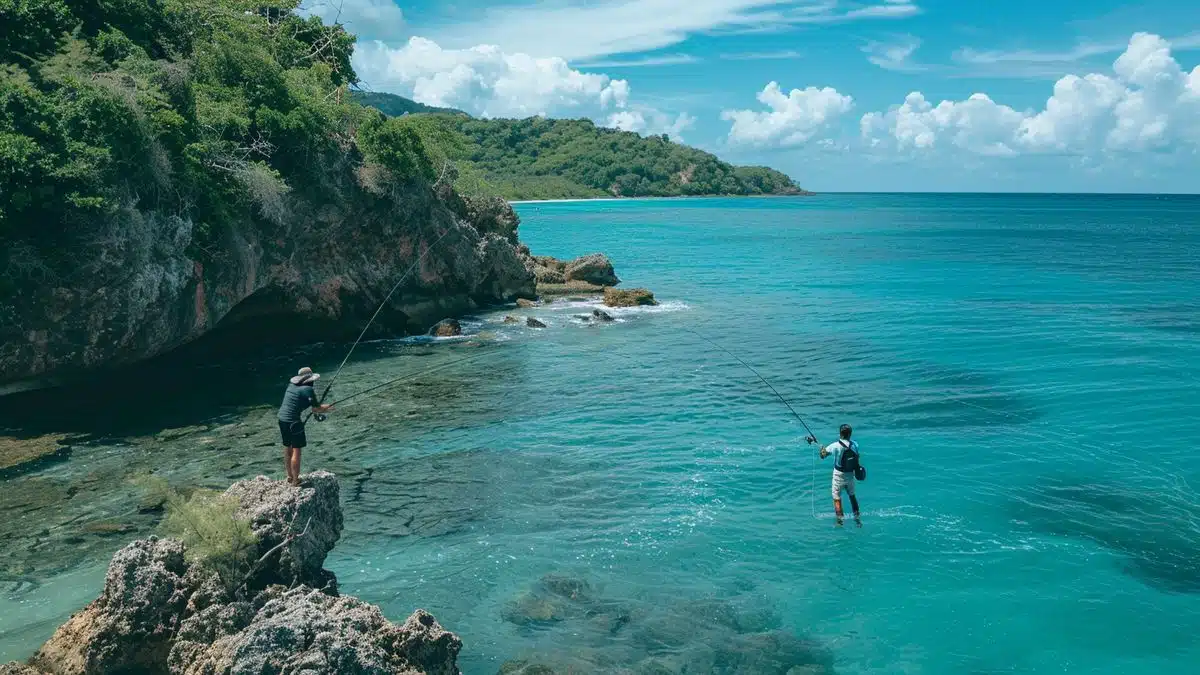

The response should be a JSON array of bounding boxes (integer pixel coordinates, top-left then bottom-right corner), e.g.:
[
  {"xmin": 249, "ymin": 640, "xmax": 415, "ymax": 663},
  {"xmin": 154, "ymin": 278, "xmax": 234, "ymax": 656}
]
[{"xmin": 820, "ymin": 448, "xmax": 829, "ymax": 459}]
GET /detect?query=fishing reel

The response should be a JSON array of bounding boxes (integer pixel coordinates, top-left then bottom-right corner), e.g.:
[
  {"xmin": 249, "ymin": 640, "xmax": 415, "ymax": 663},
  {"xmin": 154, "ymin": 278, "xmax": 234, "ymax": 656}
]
[
  {"xmin": 804, "ymin": 435, "xmax": 818, "ymax": 445},
  {"xmin": 314, "ymin": 413, "xmax": 328, "ymax": 423}
]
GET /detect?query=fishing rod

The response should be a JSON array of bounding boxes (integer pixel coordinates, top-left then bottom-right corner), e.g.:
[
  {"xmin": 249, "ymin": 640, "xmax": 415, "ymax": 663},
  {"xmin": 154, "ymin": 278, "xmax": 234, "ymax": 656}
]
[
  {"xmin": 306, "ymin": 226, "xmax": 459, "ymax": 423},
  {"xmin": 683, "ymin": 327, "xmax": 827, "ymax": 519},
  {"xmin": 325, "ymin": 349, "xmax": 497, "ymax": 409},
  {"xmin": 683, "ymin": 328, "xmax": 822, "ymax": 444}
]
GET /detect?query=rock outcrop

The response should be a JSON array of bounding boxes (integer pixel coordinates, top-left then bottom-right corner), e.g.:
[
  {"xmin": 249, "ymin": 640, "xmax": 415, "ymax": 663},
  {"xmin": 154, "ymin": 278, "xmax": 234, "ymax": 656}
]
[
  {"xmin": 604, "ymin": 288, "xmax": 658, "ymax": 308},
  {"xmin": 5, "ymin": 472, "xmax": 460, "ymax": 675},
  {"xmin": 429, "ymin": 319, "xmax": 463, "ymax": 338},
  {"xmin": 530, "ymin": 254, "xmax": 622, "ymax": 299},
  {"xmin": 0, "ymin": 434, "xmax": 72, "ymax": 478},
  {"xmin": 526, "ymin": 318, "xmax": 547, "ymax": 329},
  {"xmin": 564, "ymin": 254, "xmax": 619, "ymax": 287}
]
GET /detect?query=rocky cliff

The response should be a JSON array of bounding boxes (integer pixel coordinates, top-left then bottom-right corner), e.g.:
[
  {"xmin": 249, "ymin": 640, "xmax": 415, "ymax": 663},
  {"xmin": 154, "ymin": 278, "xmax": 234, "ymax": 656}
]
[
  {"xmin": 1, "ymin": 471, "xmax": 461, "ymax": 675},
  {"xmin": 0, "ymin": 167, "xmax": 535, "ymax": 395}
]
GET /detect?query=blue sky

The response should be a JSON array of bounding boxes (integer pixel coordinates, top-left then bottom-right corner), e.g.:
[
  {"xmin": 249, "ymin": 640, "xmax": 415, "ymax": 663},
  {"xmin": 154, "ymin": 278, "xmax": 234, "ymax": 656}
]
[{"xmin": 307, "ymin": 1, "xmax": 1200, "ymax": 192}]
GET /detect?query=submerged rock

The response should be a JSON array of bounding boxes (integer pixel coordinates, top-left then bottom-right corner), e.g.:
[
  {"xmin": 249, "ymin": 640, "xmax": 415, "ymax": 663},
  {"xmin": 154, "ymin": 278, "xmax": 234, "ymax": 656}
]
[
  {"xmin": 502, "ymin": 315, "xmax": 520, "ymax": 324},
  {"xmin": 0, "ymin": 434, "xmax": 71, "ymax": 478},
  {"xmin": 526, "ymin": 317, "xmax": 547, "ymax": 329},
  {"xmin": 592, "ymin": 309, "xmax": 615, "ymax": 322},
  {"xmin": 604, "ymin": 288, "xmax": 658, "ymax": 308},
  {"xmin": 564, "ymin": 254, "xmax": 620, "ymax": 287},
  {"xmin": 429, "ymin": 318, "xmax": 463, "ymax": 337}
]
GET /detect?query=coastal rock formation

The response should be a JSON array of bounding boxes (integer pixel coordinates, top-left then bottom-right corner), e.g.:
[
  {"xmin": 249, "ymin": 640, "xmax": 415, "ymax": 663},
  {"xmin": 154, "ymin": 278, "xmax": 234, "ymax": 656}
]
[
  {"xmin": 28, "ymin": 537, "xmax": 191, "ymax": 674},
  {"xmin": 526, "ymin": 318, "xmax": 547, "ymax": 329},
  {"xmin": 224, "ymin": 472, "xmax": 343, "ymax": 590},
  {"xmin": 0, "ymin": 182, "xmax": 535, "ymax": 394},
  {"xmin": 604, "ymin": 288, "xmax": 658, "ymax": 308},
  {"xmin": 170, "ymin": 589, "xmax": 461, "ymax": 675},
  {"xmin": 429, "ymin": 319, "xmax": 464, "ymax": 338},
  {"xmin": 5, "ymin": 473, "xmax": 460, "ymax": 675},
  {"xmin": 564, "ymin": 254, "xmax": 619, "ymax": 287},
  {"xmin": 592, "ymin": 310, "xmax": 616, "ymax": 323}
]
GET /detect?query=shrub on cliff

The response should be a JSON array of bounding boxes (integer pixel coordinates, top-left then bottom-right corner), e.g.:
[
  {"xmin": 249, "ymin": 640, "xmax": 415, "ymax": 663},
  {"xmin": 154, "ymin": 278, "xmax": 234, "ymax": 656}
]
[
  {"xmin": 0, "ymin": 0, "xmax": 443, "ymax": 293},
  {"xmin": 161, "ymin": 488, "xmax": 257, "ymax": 591}
]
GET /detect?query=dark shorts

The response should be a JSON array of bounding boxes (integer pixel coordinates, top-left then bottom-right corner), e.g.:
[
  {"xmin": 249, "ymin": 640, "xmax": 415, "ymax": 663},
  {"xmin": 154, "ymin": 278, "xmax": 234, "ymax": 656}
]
[{"xmin": 279, "ymin": 420, "xmax": 307, "ymax": 448}]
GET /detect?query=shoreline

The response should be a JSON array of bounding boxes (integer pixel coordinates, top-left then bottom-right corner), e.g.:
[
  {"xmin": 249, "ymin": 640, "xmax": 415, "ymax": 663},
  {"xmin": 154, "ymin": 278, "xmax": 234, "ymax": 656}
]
[{"xmin": 509, "ymin": 192, "xmax": 815, "ymax": 205}]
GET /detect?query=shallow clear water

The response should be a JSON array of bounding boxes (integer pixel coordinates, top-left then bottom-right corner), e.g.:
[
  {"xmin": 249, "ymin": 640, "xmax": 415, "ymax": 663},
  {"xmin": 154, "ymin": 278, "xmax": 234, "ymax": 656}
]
[{"xmin": 3, "ymin": 194, "xmax": 1200, "ymax": 674}]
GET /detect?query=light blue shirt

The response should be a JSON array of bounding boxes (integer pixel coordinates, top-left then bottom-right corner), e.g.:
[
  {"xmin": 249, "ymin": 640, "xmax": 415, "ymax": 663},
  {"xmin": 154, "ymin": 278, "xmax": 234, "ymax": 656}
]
[{"xmin": 823, "ymin": 439, "xmax": 860, "ymax": 472}]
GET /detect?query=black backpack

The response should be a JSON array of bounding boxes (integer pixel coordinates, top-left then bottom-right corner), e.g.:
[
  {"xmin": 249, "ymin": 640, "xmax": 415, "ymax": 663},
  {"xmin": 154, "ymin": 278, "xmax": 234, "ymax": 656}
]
[{"xmin": 836, "ymin": 440, "xmax": 866, "ymax": 481}]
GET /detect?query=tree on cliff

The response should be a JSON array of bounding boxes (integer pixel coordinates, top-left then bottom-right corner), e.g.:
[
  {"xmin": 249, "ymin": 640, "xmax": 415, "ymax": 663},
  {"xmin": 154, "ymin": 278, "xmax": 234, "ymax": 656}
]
[{"xmin": 0, "ymin": 0, "xmax": 437, "ymax": 293}]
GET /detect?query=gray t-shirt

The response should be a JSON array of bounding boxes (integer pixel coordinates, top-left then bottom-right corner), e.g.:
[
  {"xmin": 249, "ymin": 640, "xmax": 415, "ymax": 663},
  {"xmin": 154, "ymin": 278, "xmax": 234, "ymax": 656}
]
[{"xmin": 278, "ymin": 383, "xmax": 319, "ymax": 422}]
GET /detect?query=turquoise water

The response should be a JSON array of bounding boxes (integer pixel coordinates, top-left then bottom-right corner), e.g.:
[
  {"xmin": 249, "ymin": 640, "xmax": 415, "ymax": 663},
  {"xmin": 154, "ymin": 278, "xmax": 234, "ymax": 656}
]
[{"xmin": 4, "ymin": 194, "xmax": 1200, "ymax": 673}]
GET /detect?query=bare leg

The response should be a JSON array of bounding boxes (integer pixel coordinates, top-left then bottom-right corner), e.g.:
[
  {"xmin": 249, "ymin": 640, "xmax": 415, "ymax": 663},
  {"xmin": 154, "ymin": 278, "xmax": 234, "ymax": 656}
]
[
  {"xmin": 290, "ymin": 448, "xmax": 302, "ymax": 485},
  {"xmin": 848, "ymin": 495, "xmax": 861, "ymax": 526},
  {"xmin": 284, "ymin": 447, "xmax": 294, "ymax": 483},
  {"xmin": 832, "ymin": 497, "xmax": 845, "ymax": 526}
]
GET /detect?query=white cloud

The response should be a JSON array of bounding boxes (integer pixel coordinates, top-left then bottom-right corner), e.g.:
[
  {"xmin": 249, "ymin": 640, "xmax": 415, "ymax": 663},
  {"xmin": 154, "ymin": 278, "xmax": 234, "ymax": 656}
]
[
  {"xmin": 354, "ymin": 37, "xmax": 630, "ymax": 118},
  {"xmin": 299, "ymin": 0, "xmax": 407, "ymax": 42},
  {"xmin": 720, "ymin": 49, "xmax": 804, "ymax": 60},
  {"xmin": 576, "ymin": 54, "xmax": 700, "ymax": 68},
  {"xmin": 863, "ymin": 32, "xmax": 1200, "ymax": 157},
  {"xmin": 951, "ymin": 31, "xmax": 1200, "ymax": 79},
  {"xmin": 607, "ymin": 109, "xmax": 698, "ymax": 140},
  {"xmin": 429, "ymin": 1, "xmax": 922, "ymax": 61},
  {"xmin": 863, "ymin": 35, "xmax": 923, "ymax": 72},
  {"xmin": 722, "ymin": 82, "xmax": 854, "ymax": 147}
]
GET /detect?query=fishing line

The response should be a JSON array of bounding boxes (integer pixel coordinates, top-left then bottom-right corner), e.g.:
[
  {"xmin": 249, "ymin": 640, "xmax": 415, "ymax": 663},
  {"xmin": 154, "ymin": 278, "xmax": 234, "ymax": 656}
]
[
  {"xmin": 305, "ymin": 226, "xmax": 459, "ymax": 422},
  {"xmin": 327, "ymin": 349, "xmax": 499, "ymax": 408},
  {"xmin": 682, "ymin": 328, "xmax": 826, "ymax": 519}
]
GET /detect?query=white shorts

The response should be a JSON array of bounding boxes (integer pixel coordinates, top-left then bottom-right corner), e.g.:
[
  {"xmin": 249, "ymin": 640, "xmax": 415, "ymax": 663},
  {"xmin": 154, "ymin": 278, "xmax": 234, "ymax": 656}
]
[{"xmin": 831, "ymin": 470, "xmax": 856, "ymax": 499}]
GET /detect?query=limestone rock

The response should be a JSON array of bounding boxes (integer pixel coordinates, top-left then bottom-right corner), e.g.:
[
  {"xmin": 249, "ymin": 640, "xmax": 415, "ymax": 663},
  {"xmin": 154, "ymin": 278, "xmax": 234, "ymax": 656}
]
[
  {"xmin": 30, "ymin": 537, "xmax": 191, "ymax": 675},
  {"xmin": 526, "ymin": 318, "xmax": 547, "ymax": 329},
  {"xmin": 170, "ymin": 587, "xmax": 461, "ymax": 675},
  {"xmin": 533, "ymin": 265, "xmax": 565, "ymax": 284},
  {"xmin": 223, "ymin": 471, "xmax": 343, "ymax": 589},
  {"xmin": 592, "ymin": 309, "xmax": 615, "ymax": 322},
  {"xmin": 515, "ymin": 298, "xmax": 537, "ymax": 309},
  {"xmin": 604, "ymin": 288, "xmax": 658, "ymax": 308},
  {"xmin": 429, "ymin": 319, "xmax": 462, "ymax": 337},
  {"xmin": 502, "ymin": 316, "xmax": 520, "ymax": 324},
  {"xmin": 564, "ymin": 254, "xmax": 619, "ymax": 287}
]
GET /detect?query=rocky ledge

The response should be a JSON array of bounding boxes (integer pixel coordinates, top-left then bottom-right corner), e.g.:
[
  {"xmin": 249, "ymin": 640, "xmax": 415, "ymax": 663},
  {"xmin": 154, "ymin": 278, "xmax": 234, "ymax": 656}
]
[
  {"xmin": 1, "ymin": 472, "xmax": 460, "ymax": 675},
  {"xmin": 527, "ymin": 253, "xmax": 658, "ymax": 309}
]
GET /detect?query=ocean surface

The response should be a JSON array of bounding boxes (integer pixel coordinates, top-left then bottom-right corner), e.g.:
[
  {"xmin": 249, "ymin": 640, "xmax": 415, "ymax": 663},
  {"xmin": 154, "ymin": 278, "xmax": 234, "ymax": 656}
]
[{"xmin": 3, "ymin": 194, "xmax": 1200, "ymax": 673}]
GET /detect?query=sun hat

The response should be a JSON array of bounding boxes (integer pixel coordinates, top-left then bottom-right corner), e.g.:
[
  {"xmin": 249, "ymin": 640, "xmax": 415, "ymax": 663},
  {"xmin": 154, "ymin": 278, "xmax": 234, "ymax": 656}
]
[{"xmin": 290, "ymin": 366, "xmax": 321, "ymax": 386}]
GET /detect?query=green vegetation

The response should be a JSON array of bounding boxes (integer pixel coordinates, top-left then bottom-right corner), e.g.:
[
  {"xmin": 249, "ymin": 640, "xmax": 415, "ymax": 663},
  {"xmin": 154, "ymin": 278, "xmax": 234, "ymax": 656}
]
[
  {"xmin": 357, "ymin": 92, "xmax": 807, "ymax": 200},
  {"xmin": 0, "ymin": 0, "xmax": 438, "ymax": 292},
  {"xmin": 160, "ymin": 485, "xmax": 257, "ymax": 590}
]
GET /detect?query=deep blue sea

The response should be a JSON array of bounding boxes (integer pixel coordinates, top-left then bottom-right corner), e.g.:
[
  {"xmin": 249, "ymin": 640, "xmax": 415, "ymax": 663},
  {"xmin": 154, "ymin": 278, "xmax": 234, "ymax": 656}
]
[{"xmin": 3, "ymin": 194, "xmax": 1199, "ymax": 673}]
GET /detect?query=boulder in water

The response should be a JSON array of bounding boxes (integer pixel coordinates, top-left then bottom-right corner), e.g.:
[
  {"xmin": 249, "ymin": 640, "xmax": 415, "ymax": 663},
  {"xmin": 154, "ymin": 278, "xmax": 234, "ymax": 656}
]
[
  {"xmin": 502, "ymin": 315, "xmax": 520, "ymax": 324},
  {"xmin": 429, "ymin": 319, "xmax": 463, "ymax": 337},
  {"xmin": 564, "ymin": 254, "xmax": 620, "ymax": 287},
  {"xmin": 526, "ymin": 317, "xmax": 547, "ymax": 329},
  {"xmin": 592, "ymin": 309, "xmax": 615, "ymax": 322},
  {"xmin": 603, "ymin": 288, "xmax": 658, "ymax": 308},
  {"xmin": 516, "ymin": 298, "xmax": 537, "ymax": 309}
]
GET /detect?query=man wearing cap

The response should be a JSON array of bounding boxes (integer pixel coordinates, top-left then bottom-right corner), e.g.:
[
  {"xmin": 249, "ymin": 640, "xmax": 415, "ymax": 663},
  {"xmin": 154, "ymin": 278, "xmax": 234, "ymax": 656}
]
[
  {"xmin": 819, "ymin": 424, "xmax": 862, "ymax": 526},
  {"xmin": 278, "ymin": 367, "xmax": 333, "ymax": 485}
]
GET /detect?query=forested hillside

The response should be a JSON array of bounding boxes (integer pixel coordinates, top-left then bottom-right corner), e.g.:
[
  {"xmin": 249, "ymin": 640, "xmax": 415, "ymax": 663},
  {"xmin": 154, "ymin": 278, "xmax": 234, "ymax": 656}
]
[{"xmin": 356, "ymin": 92, "xmax": 807, "ymax": 200}]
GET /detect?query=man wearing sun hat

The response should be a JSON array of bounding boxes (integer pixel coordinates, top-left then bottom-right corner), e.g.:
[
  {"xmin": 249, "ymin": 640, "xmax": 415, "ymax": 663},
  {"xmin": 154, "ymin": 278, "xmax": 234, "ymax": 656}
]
[{"xmin": 277, "ymin": 366, "xmax": 333, "ymax": 485}]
